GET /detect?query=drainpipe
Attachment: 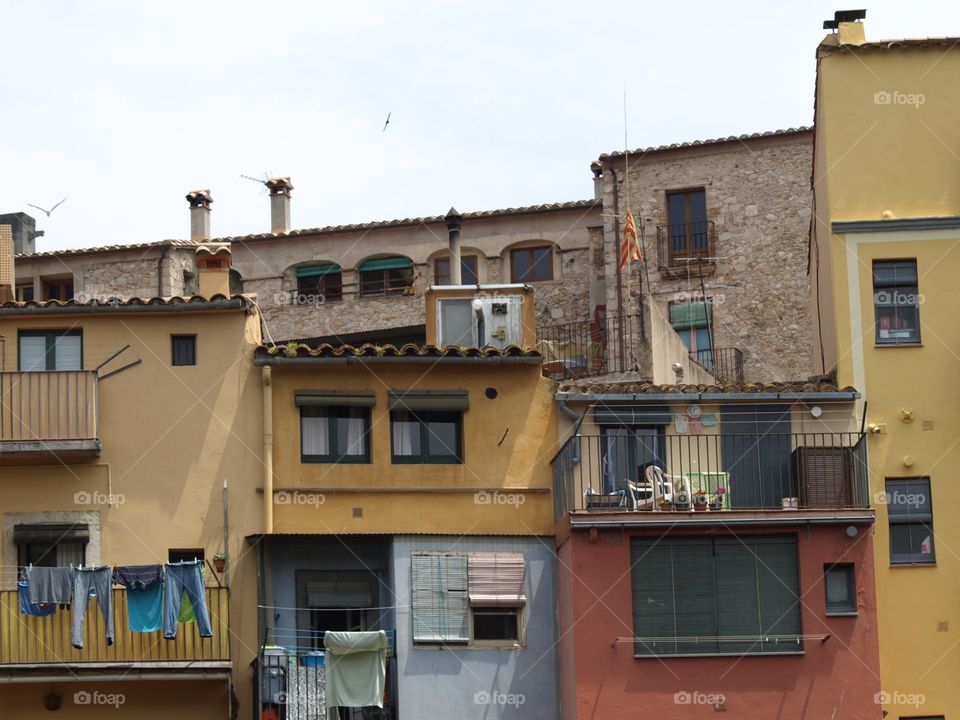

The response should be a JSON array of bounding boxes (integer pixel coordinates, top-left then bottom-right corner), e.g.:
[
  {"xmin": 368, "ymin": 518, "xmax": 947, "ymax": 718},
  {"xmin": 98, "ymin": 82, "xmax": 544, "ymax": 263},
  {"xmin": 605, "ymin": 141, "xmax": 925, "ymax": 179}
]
[
  {"xmin": 445, "ymin": 207, "xmax": 463, "ymax": 285},
  {"xmin": 262, "ymin": 366, "xmax": 274, "ymax": 533},
  {"xmin": 557, "ymin": 398, "xmax": 587, "ymax": 464}
]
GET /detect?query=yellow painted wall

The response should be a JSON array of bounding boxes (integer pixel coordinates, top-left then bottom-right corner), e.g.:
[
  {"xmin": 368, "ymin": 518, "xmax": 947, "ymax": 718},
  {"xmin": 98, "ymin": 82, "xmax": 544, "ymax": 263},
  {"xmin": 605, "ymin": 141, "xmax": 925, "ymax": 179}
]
[
  {"xmin": 813, "ymin": 38, "xmax": 960, "ymax": 717},
  {"xmin": 0, "ymin": 307, "xmax": 264, "ymax": 714},
  {"xmin": 269, "ymin": 362, "xmax": 558, "ymax": 535}
]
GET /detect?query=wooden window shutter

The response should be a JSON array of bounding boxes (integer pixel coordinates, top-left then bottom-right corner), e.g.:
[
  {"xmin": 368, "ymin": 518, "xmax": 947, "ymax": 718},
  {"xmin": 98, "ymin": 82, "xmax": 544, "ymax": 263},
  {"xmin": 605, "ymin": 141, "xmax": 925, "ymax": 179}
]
[{"xmin": 467, "ymin": 553, "xmax": 526, "ymax": 607}]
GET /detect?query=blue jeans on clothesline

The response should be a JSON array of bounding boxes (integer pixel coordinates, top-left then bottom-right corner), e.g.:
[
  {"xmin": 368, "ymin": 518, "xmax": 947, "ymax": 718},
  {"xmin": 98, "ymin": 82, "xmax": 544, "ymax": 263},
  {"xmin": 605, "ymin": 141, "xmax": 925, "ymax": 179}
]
[{"xmin": 163, "ymin": 562, "xmax": 213, "ymax": 639}]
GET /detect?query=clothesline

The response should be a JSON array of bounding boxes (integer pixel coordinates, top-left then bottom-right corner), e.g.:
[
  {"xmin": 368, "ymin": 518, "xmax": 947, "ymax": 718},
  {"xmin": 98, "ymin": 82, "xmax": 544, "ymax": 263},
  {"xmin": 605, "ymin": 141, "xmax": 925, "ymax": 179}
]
[{"xmin": 259, "ymin": 603, "xmax": 409, "ymax": 612}]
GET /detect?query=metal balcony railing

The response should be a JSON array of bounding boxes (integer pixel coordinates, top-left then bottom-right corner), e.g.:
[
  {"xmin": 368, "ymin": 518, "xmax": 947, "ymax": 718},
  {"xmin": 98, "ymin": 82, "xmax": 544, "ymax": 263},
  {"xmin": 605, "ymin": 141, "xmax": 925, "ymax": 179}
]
[
  {"xmin": 689, "ymin": 348, "xmax": 745, "ymax": 384},
  {"xmin": 0, "ymin": 371, "xmax": 99, "ymax": 446},
  {"xmin": 656, "ymin": 220, "xmax": 717, "ymax": 269},
  {"xmin": 537, "ymin": 313, "xmax": 641, "ymax": 382},
  {"xmin": 0, "ymin": 586, "xmax": 229, "ymax": 664},
  {"xmin": 552, "ymin": 432, "xmax": 869, "ymax": 522}
]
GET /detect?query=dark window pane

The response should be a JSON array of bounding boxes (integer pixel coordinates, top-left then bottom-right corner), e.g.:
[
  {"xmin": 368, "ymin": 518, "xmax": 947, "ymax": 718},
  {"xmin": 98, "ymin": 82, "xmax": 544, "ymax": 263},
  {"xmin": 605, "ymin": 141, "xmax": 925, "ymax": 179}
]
[
  {"xmin": 890, "ymin": 522, "xmax": 935, "ymax": 564},
  {"xmin": 392, "ymin": 410, "xmax": 461, "ymax": 463},
  {"xmin": 473, "ymin": 609, "xmax": 519, "ymax": 641},
  {"xmin": 511, "ymin": 250, "xmax": 531, "ymax": 282},
  {"xmin": 824, "ymin": 564, "xmax": 856, "ymax": 613},
  {"xmin": 873, "ymin": 260, "xmax": 920, "ymax": 344},
  {"xmin": 426, "ymin": 418, "xmax": 459, "ymax": 457},
  {"xmin": 172, "ymin": 335, "xmax": 196, "ymax": 366},
  {"xmin": 435, "ymin": 258, "xmax": 451, "ymax": 285},
  {"xmin": 689, "ymin": 190, "xmax": 707, "ymax": 224},
  {"xmin": 886, "ymin": 478, "xmax": 932, "ymax": 519},
  {"xmin": 533, "ymin": 248, "xmax": 552, "ymax": 280}
]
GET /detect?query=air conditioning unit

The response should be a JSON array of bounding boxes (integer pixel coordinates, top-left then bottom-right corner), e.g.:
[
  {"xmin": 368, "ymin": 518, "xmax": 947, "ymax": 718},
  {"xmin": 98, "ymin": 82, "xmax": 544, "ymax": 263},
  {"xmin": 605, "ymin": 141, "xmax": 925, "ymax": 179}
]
[{"xmin": 437, "ymin": 296, "xmax": 523, "ymax": 348}]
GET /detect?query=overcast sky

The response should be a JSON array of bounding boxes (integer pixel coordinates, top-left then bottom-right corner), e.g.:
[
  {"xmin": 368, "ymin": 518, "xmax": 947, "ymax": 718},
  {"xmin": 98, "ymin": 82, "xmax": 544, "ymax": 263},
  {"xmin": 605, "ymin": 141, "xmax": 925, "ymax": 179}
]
[{"xmin": 4, "ymin": 0, "xmax": 957, "ymax": 250}]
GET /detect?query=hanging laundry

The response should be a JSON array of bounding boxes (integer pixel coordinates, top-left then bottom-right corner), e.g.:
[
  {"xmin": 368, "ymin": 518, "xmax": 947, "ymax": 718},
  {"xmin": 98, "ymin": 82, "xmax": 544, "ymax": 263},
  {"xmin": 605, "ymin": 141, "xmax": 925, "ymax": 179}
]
[
  {"xmin": 25, "ymin": 566, "xmax": 74, "ymax": 605},
  {"xmin": 177, "ymin": 565, "xmax": 206, "ymax": 624},
  {"xmin": 689, "ymin": 417, "xmax": 703, "ymax": 434},
  {"xmin": 113, "ymin": 565, "xmax": 164, "ymax": 633},
  {"xmin": 18, "ymin": 580, "xmax": 55, "ymax": 617},
  {"xmin": 324, "ymin": 630, "xmax": 389, "ymax": 713},
  {"xmin": 71, "ymin": 566, "xmax": 114, "ymax": 649},
  {"xmin": 163, "ymin": 561, "xmax": 213, "ymax": 639},
  {"xmin": 674, "ymin": 414, "xmax": 689, "ymax": 433}
]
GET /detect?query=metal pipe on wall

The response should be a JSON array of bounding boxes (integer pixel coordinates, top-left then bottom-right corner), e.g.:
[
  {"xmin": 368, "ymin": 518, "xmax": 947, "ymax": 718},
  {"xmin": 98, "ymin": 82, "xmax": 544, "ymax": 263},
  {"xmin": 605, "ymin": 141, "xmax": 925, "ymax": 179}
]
[{"xmin": 261, "ymin": 366, "xmax": 273, "ymax": 533}]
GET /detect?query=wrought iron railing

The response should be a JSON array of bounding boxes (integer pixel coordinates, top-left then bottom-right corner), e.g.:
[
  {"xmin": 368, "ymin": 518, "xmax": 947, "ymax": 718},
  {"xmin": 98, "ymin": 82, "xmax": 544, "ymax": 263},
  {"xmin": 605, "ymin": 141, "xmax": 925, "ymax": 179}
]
[
  {"xmin": 0, "ymin": 371, "xmax": 99, "ymax": 444},
  {"xmin": 552, "ymin": 432, "xmax": 869, "ymax": 521},
  {"xmin": 689, "ymin": 347, "xmax": 745, "ymax": 384},
  {"xmin": 537, "ymin": 313, "xmax": 641, "ymax": 381},
  {"xmin": 656, "ymin": 220, "xmax": 716, "ymax": 269}
]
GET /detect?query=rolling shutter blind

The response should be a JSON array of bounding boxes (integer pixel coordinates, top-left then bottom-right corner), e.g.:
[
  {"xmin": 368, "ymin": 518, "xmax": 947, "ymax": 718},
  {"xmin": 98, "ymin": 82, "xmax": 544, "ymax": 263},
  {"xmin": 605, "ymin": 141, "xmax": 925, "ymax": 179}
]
[
  {"xmin": 19, "ymin": 335, "xmax": 47, "ymax": 371},
  {"xmin": 389, "ymin": 390, "xmax": 469, "ymax": 412},
  {"xmin": 468, "ymin": 553, "xmax": 526, "ymax": 606},
  {"xmin": 53, "ymin": 334, "xmax": 82, "ymax": 370},
  {"xmin": 411, "ymin": 553, "xmax": 469, "ymax": 643},
  {"xmin": 295, "ymin": 391, "xmax": 376, "ymax": 407},
  {"xmin": 631, "ymin": 540, "xmax": 678, "ymax": 656}
]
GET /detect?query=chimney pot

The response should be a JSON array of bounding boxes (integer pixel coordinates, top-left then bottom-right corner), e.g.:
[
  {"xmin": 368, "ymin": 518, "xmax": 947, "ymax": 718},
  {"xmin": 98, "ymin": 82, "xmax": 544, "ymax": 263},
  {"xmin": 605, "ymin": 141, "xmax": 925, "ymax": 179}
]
[
  {"xmin": 186, "ymin": 189, "xmax": 213, "ymax": 241},
  {"xmin": 444, "ymin": 207, "xmax": 463, "ymax": 285},
  {"xmin": 266, "ymin": 177, "xmax": 294, "ymax": 234}
]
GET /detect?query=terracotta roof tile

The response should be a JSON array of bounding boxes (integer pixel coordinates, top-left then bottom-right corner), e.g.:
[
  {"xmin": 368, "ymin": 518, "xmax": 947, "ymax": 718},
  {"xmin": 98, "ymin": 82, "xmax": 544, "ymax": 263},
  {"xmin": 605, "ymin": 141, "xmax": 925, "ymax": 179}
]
[
  {"xmin": 0, "ymin": 294, "xmax": 246, "ymax": 310},
  {"xmin": 16, "ymin": 239, "xmax": 198, "ymax": 260},
  {"xmin": 599, "ymin": 126, "xmax": 812, "ymax": 161},
  {"xmin": 559, "ymin": 380, "xmax": 857, "ymax": 395},
  {"xmin": 259, "ymin": 343, "xmax": 541, "ymax": 359},
  {"xmin": 831, "ymin": 37, "xmax": 960, "ymax": 51}
]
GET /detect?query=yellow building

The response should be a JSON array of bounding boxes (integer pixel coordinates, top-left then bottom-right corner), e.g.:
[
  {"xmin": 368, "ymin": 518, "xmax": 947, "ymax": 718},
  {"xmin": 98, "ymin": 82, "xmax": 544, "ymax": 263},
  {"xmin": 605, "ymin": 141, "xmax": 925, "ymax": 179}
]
[
  {"xmin": 811, "ymin": 12, "xmax": 960, "ymax": 717},
  {"xmin": 0, "ymin": 247, "xmax": 264, "ymax": 717}
]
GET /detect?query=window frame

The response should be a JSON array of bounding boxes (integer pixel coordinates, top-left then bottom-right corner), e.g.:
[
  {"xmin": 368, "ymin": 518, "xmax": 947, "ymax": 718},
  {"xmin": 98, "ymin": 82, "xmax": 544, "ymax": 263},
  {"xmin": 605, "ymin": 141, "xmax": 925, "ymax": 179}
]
[
  {"xmin": 665, "ymin": 187, "xmax": 709, "ymax": 262},
  {"xmin": 434, "ymin": 255, "xmax": 479, "ymax": 286},
  {"xmin": 15, "ymin": 284, "xmax": 34, "ymax": 302},
  {"xmin": 824, "ymin": 563, "xmax": 857, "ymax": 616},
  {"xmin": 17, "ymin": 329, "xmax": 83, "ymax": 371},
  {"xmin": 886, "ymin": 477, "xmax": 935, "ymax": 565},
  {"xmin": 295, "ymin": 265, "xmax": 343, "ymax": 303},
  {"xmin": 171, "ymin": 334, "xmax": 197, "ymax": 366},
  {"xmin": 300, "ymin": 405, "xmax": 372, "ymax": 464},
  {"xmin": 469, "ymin": 605, "xmax": 524, "ymax": 645},
  {"xmin": 358, "ymin": 258, "xmax": 414, "ymax": 298},
  {"xmin": 14, "ymin": 523, "xmax": 89, "ymax": 571},
  {"xmin": 509, "ymin": 246, "xmax": 553, "ymax": 283},
  {"xmin": 390, "ymin": 409, "xmax": 463, "ymax": 464},
  {"xmin": 873, "ymin": 259, "xmax": 921, "ymax": 346},
  {"xmin": 42, "ymin": 277, "xmax": 74, "ymax": 301}
]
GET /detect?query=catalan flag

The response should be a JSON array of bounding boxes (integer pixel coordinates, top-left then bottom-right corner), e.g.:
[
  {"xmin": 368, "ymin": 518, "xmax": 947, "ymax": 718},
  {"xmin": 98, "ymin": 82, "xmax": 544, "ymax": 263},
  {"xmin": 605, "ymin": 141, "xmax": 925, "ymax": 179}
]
[{"xmin": 619, "ymin": 210, "xmax": 641, "ymax": 268}]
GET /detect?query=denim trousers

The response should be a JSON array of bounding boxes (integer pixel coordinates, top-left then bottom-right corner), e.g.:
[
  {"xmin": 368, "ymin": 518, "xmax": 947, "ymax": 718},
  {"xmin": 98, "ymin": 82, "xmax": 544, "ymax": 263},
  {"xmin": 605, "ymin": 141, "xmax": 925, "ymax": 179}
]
[
  {"xmin": 71, "ymin": 566, "xmax": 114, "ymax": 649},
  {"xmin": 163, "ymin": 561, "xmax": 213, "ymax": 639}
]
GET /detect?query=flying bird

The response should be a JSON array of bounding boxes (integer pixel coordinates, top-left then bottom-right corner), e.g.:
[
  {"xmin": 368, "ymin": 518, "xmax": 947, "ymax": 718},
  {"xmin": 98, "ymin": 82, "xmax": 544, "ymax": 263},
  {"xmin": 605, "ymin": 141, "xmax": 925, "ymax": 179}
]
[
  {"xmin": 382, "ymin": 112, "xmax": 391, "ymax": 132},
  {"xmin": 26, "ymin": 198, "xmax": 67, "ymax": 217}
]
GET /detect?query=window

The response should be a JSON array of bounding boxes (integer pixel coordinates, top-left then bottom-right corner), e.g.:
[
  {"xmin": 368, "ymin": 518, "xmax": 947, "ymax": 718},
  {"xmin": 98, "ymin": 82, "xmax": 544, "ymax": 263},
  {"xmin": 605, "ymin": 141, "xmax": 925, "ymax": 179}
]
[
  {"xmin": 669, "ymin": 299, "xmax": 713, "ymax": 363},
  {"xmin": 412, "ymin": 552, "xmax": 525, "ymax": 645},
  {"xmin": 358, "ymin": 257, "xmax": 413, "ymax": 297},
  {"xmin": 435, "ymin": 255, "xmax": 479, "ymax": 285},
  {"xmin": 42, "ymin": 277, "xmax": 74, "ymax": 301},
  {"xmin": 665, "ymin": 188, "xmax": 709, "ymax": 263},
  {"xmin": 172, "ymin": 335, "xmax": 196, "ymax": 366},
  {"xmin": 296, "ymin": 264, "xmax": 342, "ymax": 303},
  {"xmin": 873, "ymin": 260, "xmax": 920, "ymax": 345},
  {"xmin": 300, "ymin": 406, "xmax": 371, "ymax": 463},
  {"xmin": 824, "ymin": 564, "xmax": 856, "ymax": 615},
  {"xmin": 887, "ymin": 478, "xmax": 935, "ymax": 565},
  {"xmin": 15, "ymin": 284, "xmax": 34, "ymax": 302},
  {"xmin": 18, "ymin": 330, "xmax": 82, "ymax": 371},
  {"xmin": 391, "ymin": 410, "xmax": 462, "ymax": 463},
  {"xmin": 631, "ymin": 535, "xmax": 800, "ymax": 656},
  {"xmin": 296, "ymin": 571, "xmax": 376, "ymax": 650},
  {"xmin": 510, "ymin": 246, "xmax": 553, "ymax": 282},
  {"xmin": 14, "ymin": 523, "xmax": 88, "ymax": 569},
  {"xmin": 168, "ymin": 548, "xmax": 204, "ymax": 563}
]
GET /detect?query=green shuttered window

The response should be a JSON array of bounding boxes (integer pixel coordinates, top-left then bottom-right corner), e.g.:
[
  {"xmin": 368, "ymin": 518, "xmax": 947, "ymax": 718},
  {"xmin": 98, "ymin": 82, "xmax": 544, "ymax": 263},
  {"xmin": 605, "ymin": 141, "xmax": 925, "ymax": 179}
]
[{"xmin": 630, "ymin": 535, "xmax": 801, "ymax": 656}]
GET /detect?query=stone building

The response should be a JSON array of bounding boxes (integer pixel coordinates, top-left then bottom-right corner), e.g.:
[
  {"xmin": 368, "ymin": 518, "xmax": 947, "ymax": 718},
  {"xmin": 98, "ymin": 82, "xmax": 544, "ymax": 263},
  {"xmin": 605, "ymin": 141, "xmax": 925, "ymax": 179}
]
[{"xmin": 592, "ymin": 127, "xmax": 814, "ymax": 381}]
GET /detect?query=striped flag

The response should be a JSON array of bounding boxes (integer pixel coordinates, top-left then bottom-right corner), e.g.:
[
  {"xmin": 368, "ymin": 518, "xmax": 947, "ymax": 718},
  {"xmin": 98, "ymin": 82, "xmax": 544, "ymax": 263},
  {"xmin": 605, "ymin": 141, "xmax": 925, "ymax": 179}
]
[{"xmin": 619, "ymin": 210, "xmax": 641, "ymax": 268}]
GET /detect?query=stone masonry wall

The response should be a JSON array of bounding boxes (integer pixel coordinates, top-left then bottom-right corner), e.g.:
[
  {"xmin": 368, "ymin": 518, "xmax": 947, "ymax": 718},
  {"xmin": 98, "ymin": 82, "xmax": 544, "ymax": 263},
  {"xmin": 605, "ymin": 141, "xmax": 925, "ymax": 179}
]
[{"xmin": 599, "ymin": 131, "xmax": 814, "ymax": 381}]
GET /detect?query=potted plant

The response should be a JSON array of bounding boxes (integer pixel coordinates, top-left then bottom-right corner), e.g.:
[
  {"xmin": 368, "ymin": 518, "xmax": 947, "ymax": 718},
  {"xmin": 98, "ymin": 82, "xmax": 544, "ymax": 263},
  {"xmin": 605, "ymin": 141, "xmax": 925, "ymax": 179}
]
[
  {"xmin": 674, "ymin": 490, "xmax": 691, "ymax": 512},
  {"xmin": 709, "ymin": 485, "xmax": 726, "ymax": 511},
  {"xmin": 213, "ymin": 551, "xmax": 226, "ymax": 573},
  {"xmin": 657, "ymin": 498, "xmax": 673, "ymax": 512},
  {"xmin": 693, "ymin": 488, "xmax": 708, "ymax": 511}
]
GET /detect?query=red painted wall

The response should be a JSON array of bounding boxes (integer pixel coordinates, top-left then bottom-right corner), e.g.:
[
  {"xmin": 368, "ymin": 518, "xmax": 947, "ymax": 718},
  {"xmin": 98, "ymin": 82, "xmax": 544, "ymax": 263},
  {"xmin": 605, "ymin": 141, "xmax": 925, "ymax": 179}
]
[{"xmin": 559, "ymin": 523, "xmax": 880, "ymax": 720}]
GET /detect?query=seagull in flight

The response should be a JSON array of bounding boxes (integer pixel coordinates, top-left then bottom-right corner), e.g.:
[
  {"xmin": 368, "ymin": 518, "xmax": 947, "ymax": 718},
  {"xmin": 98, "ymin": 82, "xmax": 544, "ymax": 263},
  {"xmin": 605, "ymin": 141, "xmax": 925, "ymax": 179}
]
[
  {"xmin": 26, "ymin": 198, "xmax": 67, "ymax": 217},
  {"xmin": 382, "ymin": 112, "xmax": 391, "ymax": 132}
]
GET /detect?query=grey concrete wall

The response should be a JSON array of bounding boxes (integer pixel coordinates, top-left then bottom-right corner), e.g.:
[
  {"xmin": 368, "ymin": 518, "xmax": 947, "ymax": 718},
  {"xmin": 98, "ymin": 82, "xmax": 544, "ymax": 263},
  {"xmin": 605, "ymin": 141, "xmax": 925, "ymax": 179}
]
[{"xmin": 391, "ymin": 535, "xmax": 558, "ymax": 720}]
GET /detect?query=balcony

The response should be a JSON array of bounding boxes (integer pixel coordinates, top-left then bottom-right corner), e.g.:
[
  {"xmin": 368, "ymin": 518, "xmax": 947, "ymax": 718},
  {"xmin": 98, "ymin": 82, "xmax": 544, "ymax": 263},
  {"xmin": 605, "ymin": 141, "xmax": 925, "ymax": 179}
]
[
  {"xmin": 689, "ymin": 347, "xmax": 745, "ymax": 384},
  {"xmin": 0, "ymin": 587, "xmax": 229, "ymax": 668},
  {"xmin": 656, "ymin": 221, "xmax": 717, "ymax": 271},
  {"xmin": 538, "ymin": 313, "xmax": 640, "ymax": 381},
  {"xmin": 552, "ymin": 432, "xmax": 870, "ymax": 523},
  {"xmin": 0, "ymin": 371, "xmax": 100, "ymax": 461}
]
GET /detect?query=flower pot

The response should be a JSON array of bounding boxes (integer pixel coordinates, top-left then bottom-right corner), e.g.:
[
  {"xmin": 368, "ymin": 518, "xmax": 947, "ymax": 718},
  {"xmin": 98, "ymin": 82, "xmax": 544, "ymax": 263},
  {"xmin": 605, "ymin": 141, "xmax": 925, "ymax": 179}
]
[
  {"xmin": 708, "ymin": 501, "xmax": 722, "ymax": 511},
  {"xmin": 693, "ymin": 501, "xmax": 707, "ymax": 511},
  {"xmin": 213, "ymin": 558, "xmax": 226, "ymax": 573}
]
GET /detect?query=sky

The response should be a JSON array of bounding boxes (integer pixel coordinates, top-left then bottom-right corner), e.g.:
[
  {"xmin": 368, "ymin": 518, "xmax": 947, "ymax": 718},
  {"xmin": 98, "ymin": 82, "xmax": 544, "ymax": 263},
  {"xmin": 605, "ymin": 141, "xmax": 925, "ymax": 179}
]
[{"xmin": 3, "ymin": 0, "xmax": 959, "ymax": 250}]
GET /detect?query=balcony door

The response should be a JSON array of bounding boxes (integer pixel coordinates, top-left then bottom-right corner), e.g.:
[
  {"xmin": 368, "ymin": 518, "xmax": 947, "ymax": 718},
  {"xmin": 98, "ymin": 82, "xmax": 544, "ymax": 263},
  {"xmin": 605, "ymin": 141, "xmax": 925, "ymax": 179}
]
[
  {"xmin": 602, "ymin": 426, "xmax": 664, "ymax": 495},
  {"xmin": 720, "ymin": 405, "xmax": 792, "ymax": 509},
  {"xmin": 666, "ymin": 189, "xmax": 708, "ymax": 260}
]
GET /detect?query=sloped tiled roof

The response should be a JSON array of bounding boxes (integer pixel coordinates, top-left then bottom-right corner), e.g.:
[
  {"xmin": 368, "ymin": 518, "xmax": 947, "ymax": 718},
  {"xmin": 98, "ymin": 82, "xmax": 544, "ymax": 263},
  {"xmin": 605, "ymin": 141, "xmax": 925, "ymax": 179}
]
[
  {"xmin": 16, "ymin": 239, "xmax": 197, "ymax": 260},
  {"xmin": 559, "ymin": 380, "xmax": 857, "ymax": 395},
  {"xmin": 599, "ymin": 127, "xmax": 812, "ymax": 160},
  {"xmin": 0, "ymin": 294, "xmax": 249, "ymax": 311},
  {"xmin": 830, "ymin": 37, "xmax": 960, "ymax": 51},
  {"xmin": 258, "ymin": 343, "xmax": 541, "ymax": 360}
]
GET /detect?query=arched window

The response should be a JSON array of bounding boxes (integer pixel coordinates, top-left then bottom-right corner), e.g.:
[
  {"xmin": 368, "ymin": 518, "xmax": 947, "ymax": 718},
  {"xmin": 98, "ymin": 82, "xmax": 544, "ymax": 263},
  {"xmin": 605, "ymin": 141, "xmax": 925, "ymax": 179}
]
[
  {"xmin": 296, "ymin": 263, "xmax": 342, "ymax": 302},
  {"xmin": 357, "ymin": 256, "xmax": 413, "ymax": 297}
]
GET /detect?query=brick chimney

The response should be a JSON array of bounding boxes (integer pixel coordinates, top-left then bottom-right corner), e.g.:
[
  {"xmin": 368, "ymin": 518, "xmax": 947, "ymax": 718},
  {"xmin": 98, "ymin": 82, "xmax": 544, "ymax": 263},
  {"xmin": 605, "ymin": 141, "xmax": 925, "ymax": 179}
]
[
  {"xmin": 0, "ymin": 223, "xmax": 13, "ymax": 303},
  {"xmin": 0, "ymin": 212, "xmax": 41, "ymax": 254},
  {"xmin": 186, "ymin": 189, "xmax": 213, "ymax": 241},
  {"xmin": 265, "ymin": 177, "xmax": 293, "ymax": 234},
  {"xmin": 195, "ymin": 243, "xmax": 232, "ymax": 298},
  {"xmin": 823, "ymin": 9, "xmax": 866, "ymax": 46}
]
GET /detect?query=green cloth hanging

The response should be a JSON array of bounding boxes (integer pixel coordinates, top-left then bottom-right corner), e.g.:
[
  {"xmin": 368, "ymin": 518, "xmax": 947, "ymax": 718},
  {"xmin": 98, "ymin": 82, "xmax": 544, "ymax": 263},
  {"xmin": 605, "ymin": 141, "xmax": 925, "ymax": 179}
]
[{"xmin": 178, "ymin": 566, "xmax": 206, "ymax": 623}]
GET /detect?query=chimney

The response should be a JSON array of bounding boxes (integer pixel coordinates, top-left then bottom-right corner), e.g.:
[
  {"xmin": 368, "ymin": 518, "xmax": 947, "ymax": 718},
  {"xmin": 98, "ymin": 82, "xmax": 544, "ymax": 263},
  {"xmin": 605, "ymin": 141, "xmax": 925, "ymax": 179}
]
[
  {"xmin": 0, "ymin": 223, "xmax": 13, "ymax": 304},
  {"xmin": 186, "ymin": 189, "xmax": 213, "ymax": 241},
  {"xmin": 0, "ymin": 213, "xmax": 42, "ymax": 255},
  {"xmin": 590, "ymin": 161, "xmax": 603, "ymax": 201},
  {"xmin": 444, "ymin": 207, "xmax": 463, "ymax": 285},
  {"xmin": 195, "ymin": 243, "xmax": 232, "ymax": 298},
  {"xmin": 823, "ymin": 9, "xmax": 866, "ymax": 46},
  {"xmin": 265, "ymin": 177, "xmax": 294, "ymax": 234}
]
